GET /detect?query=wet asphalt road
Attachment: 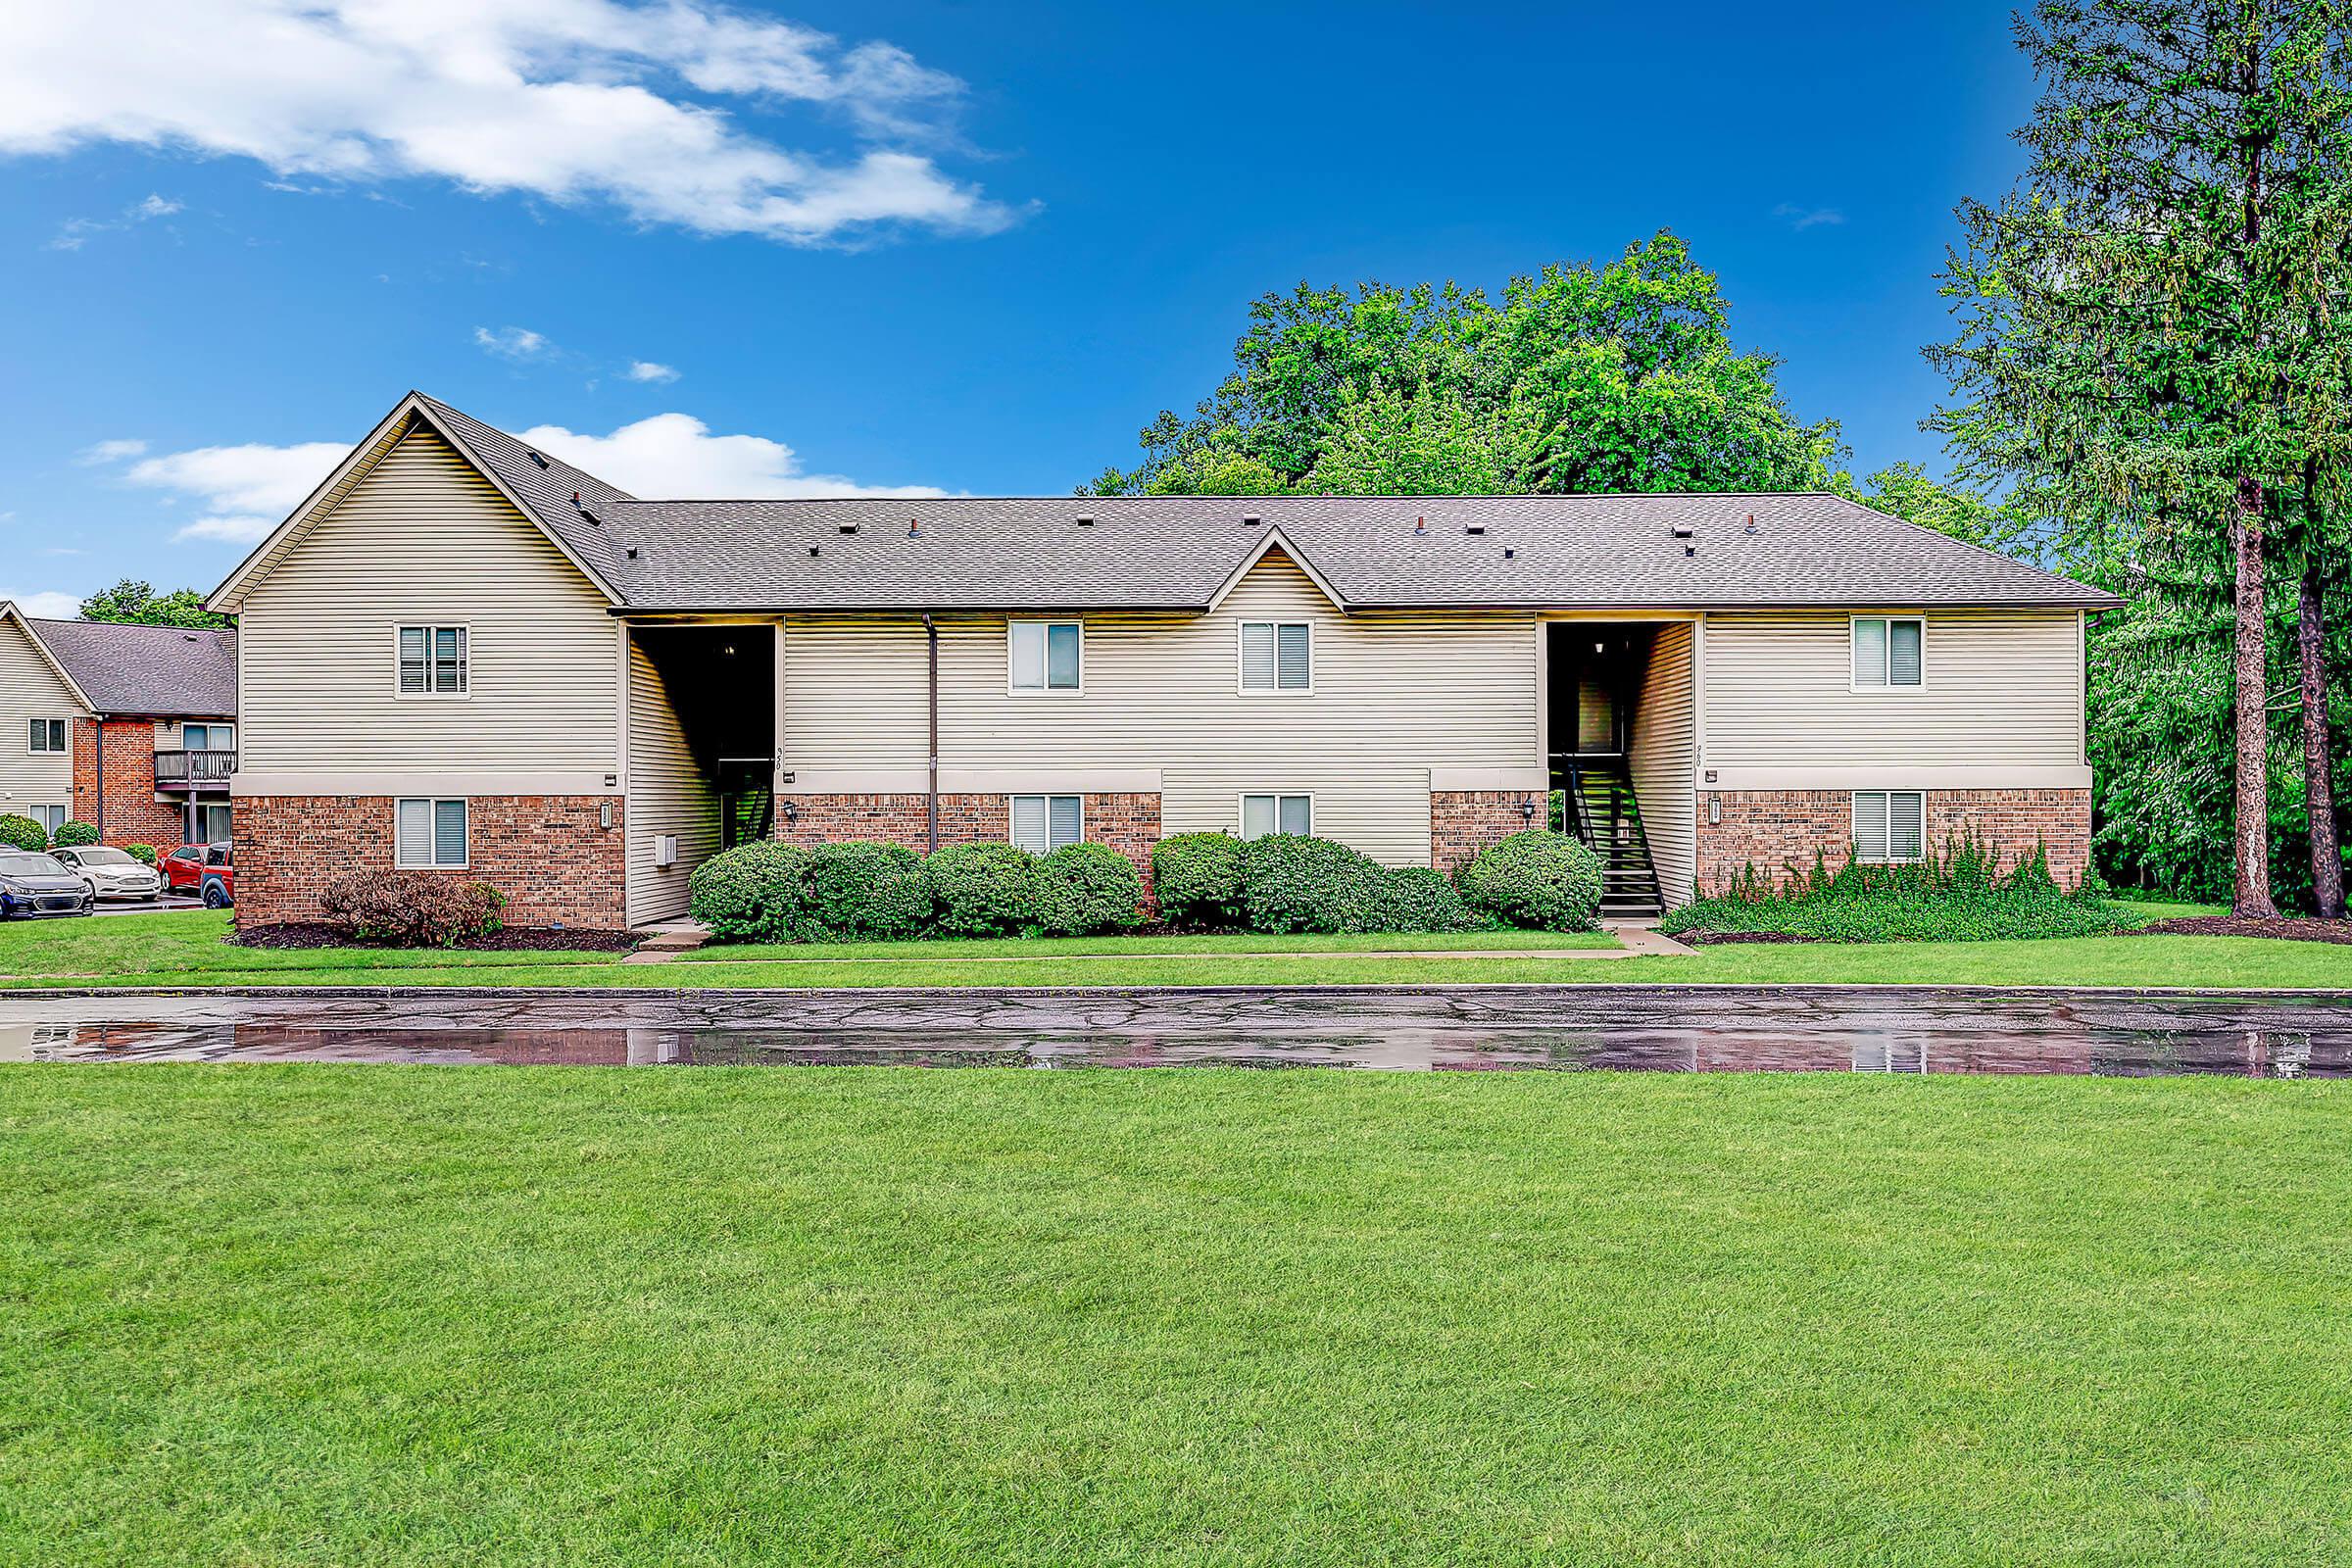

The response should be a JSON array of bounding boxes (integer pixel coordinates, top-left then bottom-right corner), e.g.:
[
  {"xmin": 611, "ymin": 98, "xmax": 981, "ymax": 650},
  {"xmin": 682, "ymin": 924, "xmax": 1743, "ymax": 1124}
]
[{"xmin": 2, "ymin": 985, "xmax": 2350, "ymax": 1074}]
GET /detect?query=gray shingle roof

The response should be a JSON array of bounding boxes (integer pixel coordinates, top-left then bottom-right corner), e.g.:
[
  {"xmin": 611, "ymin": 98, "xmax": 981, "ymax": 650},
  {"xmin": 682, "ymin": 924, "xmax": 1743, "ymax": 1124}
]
[
  {"xmin": 415, "ymin": 393, "xmax": 635, "ymax": 589},
  {"xmin": 405, "ymin": 396, "xmax": 2119, "ymax": 612},
  {"xmin": 30, "ymin": 617, "xmax": 236, "ymax": 716},
  {"xmin": 592, "ymin": 493, "xmax": 2118, "ymax": 612}
]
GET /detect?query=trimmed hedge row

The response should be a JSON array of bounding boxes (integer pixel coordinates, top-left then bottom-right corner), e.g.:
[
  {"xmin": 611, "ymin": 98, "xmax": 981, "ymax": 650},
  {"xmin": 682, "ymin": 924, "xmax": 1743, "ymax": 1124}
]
[
  {"xmin": 0, "ymin": 816, "xmax": 102, "ymax": 853},
  {"xmin": 690, "ymin": 838, "xmax": 1148, "ymax": 943},
  {"xmin": 690, "ymin": 827, "xmax": 1606, "ymax": 946},
  {"xmin": 1152, "ymin": 828, "xmax": 1600, "ymax": 935}
]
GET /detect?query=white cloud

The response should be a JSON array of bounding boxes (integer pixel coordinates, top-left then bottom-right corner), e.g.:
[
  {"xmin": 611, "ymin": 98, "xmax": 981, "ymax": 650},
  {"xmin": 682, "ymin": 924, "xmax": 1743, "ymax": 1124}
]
[
  {"xmin": 1774, "ymin": 203, "xmax": 1845, "ymax": 231},
  {"xmin": 623, "ymin": 360, "xmax": 680, "ymax": 383},
  {"xmin": 518, "ymin": 413, "xmax": 948, "ymax": 499},
  {"xmin": 84, "ymin": 438, "xmax": 348, "ymax": 544},
  {"xmin": 1, "ymin": 3, "xmax": 1017, "ymax": 246},
  {"xmin": 474, "ymin": 324, "xmax": 551, "ymax": 360},
  {"xmin": 3, "ymin": 590, "xmax": 84, "ymax": 618},
  {"xmin": 49, "ymin": 191, "xmax": 183, "ymax": 250},
  {"xmin": 77, "ymin": 438, "xmax": 148, "ymax": 465}
]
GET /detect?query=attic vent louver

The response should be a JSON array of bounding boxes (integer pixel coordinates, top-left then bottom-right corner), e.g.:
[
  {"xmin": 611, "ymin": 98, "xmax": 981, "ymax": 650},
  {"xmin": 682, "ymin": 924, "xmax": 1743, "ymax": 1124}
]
[
  {"xmin": 1241, "ymin": 513, "xmax": 1262, "ymax": 526},
  {"xmin": 1670, "ymin": 524, "xmax": 1694, "ymax": 539},
  {"xmin": 1075, "ymin": 514, "xmax": 1095, "ymax": 526},
  {"xmin": 580, "ymin": 510, "xmax": 601, "ymax": 526},
  {"xmin": 529, "ymin": 451, "xmax": 549, "ymax": 469},
  {"xmin": 839, "ymin": 523, "xmax": 858, "ymax": 535},
  {"xmin": 1464, "ymin": 524, "xmax": 1486, "ymax": 537}
]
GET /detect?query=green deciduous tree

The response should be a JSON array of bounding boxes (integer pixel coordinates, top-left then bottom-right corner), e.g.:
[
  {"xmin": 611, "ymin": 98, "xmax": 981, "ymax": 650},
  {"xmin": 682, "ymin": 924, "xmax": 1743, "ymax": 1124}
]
[
  {"xmin": 77, "ymin": 579, "xmax": 232, "ymax": 629},
  {"xmin": 1931, "ymin": 0, "xmax": 2352, "ymax": 915},
  {"xmin": 1090, "ymin": 232, "xmax": 1843, "ymax": 499}
]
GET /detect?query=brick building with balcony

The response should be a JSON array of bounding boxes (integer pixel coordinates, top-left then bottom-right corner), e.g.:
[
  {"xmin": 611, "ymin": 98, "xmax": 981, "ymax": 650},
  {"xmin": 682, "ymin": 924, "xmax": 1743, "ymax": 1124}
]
[{"xmin": 0, "ymin": 605, "xmax": 235, "ymax": 849}]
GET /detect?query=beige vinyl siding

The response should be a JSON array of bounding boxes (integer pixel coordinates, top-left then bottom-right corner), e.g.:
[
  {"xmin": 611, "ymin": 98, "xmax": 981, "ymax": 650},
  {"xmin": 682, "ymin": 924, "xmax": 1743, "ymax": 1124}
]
[
  {"xmin": 782, "ymin": 550, "xmax": 1538, "ymax": 865},
  {"xmin": 1628, "ymin": 623, "xmax": 1695, "ymax": 906},
  {"xmin": 624, "ymin": 635, "xmax": 717, "ymax": 924},
  {"xmin": 0, "ymin": 617, "xmax": 80, "ymax": 818},
  {"xmin": 1700, "ymin": 609, "xmax": 2083, "ymax": 771},
  {"xmin": 235, "ymin": 426, "xmax": 619, "ymax": 779}
]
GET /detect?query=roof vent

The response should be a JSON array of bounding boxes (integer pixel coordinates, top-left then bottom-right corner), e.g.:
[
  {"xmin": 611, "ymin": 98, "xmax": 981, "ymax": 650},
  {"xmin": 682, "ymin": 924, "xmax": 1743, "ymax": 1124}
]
[
  {"xmin": 529, "ymin": 451, "xmax": 549, "ymax": 470},
  {"xmin": 808, "ymin": 544, "xmax": 821, "ymax": 558},
  {"xmin": 572, "ymin": 491, "xmax": 581, "ymax": 505},
  {"xmin": 580, "ymin": 510, "xmax": 600, "ymax": 526},
  {"xmin": 625, "ymin": 547, "xmax": 639, "ymax": 560},
  {"xmin": 1503, "ymin": 547, "xmax": 1516, "ymax": 560},
  {"xmin": 1413, "ymin": 515, "xmax": 1428, "ymax": 538},
  {"xmin": 839, "ymin": 523, "xmax": 858, "ymax": 535},
  {"xmin": 907, "ymin": 517, "xmax": 921, "ymax": 538},
  {"xmin": 1241, "ymin": 513, "xmax": 1262, "ymax": 526},
  {"xmin": 1744, "ymin": 514, "xmax": 1759, "ymax": 535},
  {"xmin": 1670, "ymin": 524, "xmax": 1694, "ymax": 539},
  {"xmin": 1464, "ymin": 524, "xmax": 1486, "ymax": 537},
  {"xmin": 1684, "ymin": 544, "xmax": 1696, "ymax": 558},
  {"xmin": 1075, "ymin": 514, "xmax": 1095, "ymax": 526}
]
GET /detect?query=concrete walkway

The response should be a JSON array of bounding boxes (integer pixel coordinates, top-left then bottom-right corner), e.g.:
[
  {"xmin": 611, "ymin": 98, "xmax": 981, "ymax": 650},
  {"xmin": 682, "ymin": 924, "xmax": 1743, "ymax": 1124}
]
[{"xmin": 617, "ymin": 922, "xmax": 1694, "ymax": 965}]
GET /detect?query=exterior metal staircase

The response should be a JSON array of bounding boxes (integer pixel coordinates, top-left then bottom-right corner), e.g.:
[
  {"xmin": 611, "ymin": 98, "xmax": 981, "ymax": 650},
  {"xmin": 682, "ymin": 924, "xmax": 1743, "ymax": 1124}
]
[{"xmin": 1557, "ymin": 757, "xmax": 1663, "ymax": 920}]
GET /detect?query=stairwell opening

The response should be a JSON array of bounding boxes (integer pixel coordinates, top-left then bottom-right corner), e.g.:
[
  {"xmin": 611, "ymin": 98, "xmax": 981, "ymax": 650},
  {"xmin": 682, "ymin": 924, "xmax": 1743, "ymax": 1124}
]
[{"xmin": 1544, "ymin": 623, "xmax": 1694, "ymax": 916}]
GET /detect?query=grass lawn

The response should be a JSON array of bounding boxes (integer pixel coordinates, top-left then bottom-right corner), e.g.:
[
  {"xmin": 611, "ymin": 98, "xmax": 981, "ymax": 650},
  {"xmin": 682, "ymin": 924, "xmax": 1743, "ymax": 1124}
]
[
  {"xmin": 4, "ymin": 1066, "xmax": 2348, "ymax": 1565},
  {"xmin": 0, "ymin": 911, "xmax": 2348, "ymax": 989}
]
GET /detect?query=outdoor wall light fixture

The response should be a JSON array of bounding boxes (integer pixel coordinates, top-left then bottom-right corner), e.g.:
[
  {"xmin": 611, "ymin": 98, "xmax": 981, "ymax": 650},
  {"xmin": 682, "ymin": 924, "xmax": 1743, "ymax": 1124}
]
[
  {"xmin": 782, "ymin": 800, "xmax": 800, "ymax": 825},
  {"xmin": 1519, "ymin": 797, "xmax": 1538, "ymax": 824},
  {"xmin": 1708, "ymin": 795, "xmax": 1722, "ymax": 825}
]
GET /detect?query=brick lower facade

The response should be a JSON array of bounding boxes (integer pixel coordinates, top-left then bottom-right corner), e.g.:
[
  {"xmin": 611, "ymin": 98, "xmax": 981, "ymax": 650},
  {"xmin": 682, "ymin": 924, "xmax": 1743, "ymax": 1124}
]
[
  {"xmin": 1693, "ymin": 788, "xmax": 2091, "ymax": 894},
  {"xmin": 234, "ymin": 795, "xmax": 627, "ymax": 930},
  {"xmin": 777, "ymin": 791, "xmax": 1164, "ymax": 903},
  {"xmin": 70, "ymin": 717, "xmax": 200, "ymax": 849},
  {"xmin": 1430, "ymin": 790, "xmax": 1536, "ymax": 873}
]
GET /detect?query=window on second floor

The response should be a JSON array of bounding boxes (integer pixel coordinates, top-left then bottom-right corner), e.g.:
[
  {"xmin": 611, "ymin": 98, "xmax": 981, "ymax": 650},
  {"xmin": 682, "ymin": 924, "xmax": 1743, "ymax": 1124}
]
[
  {"xmin": 1240, "ymin": 621, "xmax": 1311, "ymax": 692},
  {"xmin": 397, "ymin": 625, "xmax": 468, "ymax": 697},
  {"xmin": 1008, "ymin": 620, "xmax": 1082, "ymax": 692},
  {"xmin": 182, "ymin": 723, "xmax": 233, "ymax": 751},
  {"xmin": 27, "ymin": 718, "xmax": 66, "ymax": 754},
  {"xmin": 1852, "ymin": 616, "xmax": 1924, "ymax": 689}
]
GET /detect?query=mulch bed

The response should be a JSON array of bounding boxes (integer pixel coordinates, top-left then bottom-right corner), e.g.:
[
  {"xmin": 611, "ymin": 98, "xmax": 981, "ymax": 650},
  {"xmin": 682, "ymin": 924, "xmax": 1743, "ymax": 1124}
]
[
  {"xmin": 232, "ymin": 923, "xmax": 640, "ymax": 953},
  {"xmin": 1673, "ymin": 930, "xmax": 1821, "ymax": 945},
  {"xmin": 2132, "ymin": 915, "xmax": 2352, "ymax": 946}
]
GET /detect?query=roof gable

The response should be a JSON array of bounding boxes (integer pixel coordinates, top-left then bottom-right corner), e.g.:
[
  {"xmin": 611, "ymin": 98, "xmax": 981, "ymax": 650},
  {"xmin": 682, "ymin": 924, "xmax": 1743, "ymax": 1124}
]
[
  {"xmin": 0, "ymin": 605, "xmax": 95, "ymax": 711},
  {"xmin": 209, "ymin": 392, "xmax": 629, "ymax": 613}
]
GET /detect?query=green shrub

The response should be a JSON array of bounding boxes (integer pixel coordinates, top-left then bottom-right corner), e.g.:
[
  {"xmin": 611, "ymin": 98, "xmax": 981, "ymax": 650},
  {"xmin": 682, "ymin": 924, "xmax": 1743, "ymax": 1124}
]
[
  {"xmin": 1456, "ymin": 830, "xmax": 1604, "ymax": 931},
  {"xmin": 923, "ymin": 842, "xmax": 1045, "ymax": 937},
  {"xmin": 1374, "ymin": 865, "xmax": 1489, "ymax": 933},
  {"xmin": 0, "ymin": 814, "xmax": 48, "ymax": 852},
  {"xmin": 689, "ymin": 840, "xmax": 813, "ymax": 943},
  {"xmin": 318, "ymin": 871, "xmax": 505, "ymax": 947},
  {"xmin": 122, "ymin": 843, "xmax": 158, "ymax": 866},
  {"xmin": 1152, "ymin": 832, "xmax": 1247, "ymax": 929},
  {"xmin": 1037, "ymin": 843, "xmax": 1145, "ymax": 936},
  {"xmin": 803, "ymin": 840, "xmax": 931, "ymax": 940},
  {"xmin": 1239, "ymin": 834, "xmax": 1396, "ymax": 934},
  {"xmin": 51, "ymin": 820, "xmax": 99, "ymax": 848},
  {"xmin": 1661, "ymin": 833, "xmax": 2130, "ymax": 944}
]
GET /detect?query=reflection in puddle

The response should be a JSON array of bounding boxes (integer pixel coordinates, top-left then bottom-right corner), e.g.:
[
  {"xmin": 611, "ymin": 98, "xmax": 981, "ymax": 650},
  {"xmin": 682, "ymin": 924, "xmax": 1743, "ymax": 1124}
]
[{"xmin": 4, "ymin": 1007, "xmax": 2346, "ymax": 1076}]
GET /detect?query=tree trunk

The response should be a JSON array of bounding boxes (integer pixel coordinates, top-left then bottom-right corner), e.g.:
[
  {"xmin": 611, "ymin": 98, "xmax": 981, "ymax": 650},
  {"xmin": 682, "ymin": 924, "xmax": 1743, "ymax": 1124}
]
[
  {"xmin": 2302, "ymin": 559, "xmax": 2343, "ymax": 918},
  {"xmin": 2233, "ymin": 475, "xmax": 2278, "ymax": 917}
]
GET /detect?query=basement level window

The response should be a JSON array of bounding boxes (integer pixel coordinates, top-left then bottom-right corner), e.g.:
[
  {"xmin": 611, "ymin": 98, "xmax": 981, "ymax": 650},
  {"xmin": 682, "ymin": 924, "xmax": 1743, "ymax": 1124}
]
[
  {"xmin": 1853, "ymin": 791, "xmax": 1925, "ymax": 864},
  {"xmin": 1008, "ymin": 620, "xmax": 1082, "ymax": 692},
  {"xmin": 1241, "ymin": 794, "xmax": 1312, "ymax": 840},
  {"xmin": 1010, "ymin": 795, "xmax": 1082, "ymax": 854},
  {"xmin": 1851, "ymin": 615, "xmax": 1924, "ymax": 689},
  {"xmin": 397, "ymin": 625, "xmax": 468, "ymax": 696}
]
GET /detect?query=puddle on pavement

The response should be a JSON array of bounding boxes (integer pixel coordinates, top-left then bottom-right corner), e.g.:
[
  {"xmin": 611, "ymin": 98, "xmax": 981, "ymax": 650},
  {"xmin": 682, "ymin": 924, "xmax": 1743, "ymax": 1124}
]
[{"xmin": 3, "ymin": 1013, "xmax": 2345, "ymax": 1076}]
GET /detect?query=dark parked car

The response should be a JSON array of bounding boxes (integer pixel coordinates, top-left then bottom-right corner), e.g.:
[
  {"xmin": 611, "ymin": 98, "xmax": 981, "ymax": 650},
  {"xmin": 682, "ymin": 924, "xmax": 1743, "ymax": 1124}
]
[
  {"xmin": 0, "ymin": 852, "xmax": 96, "ymax": 918},
  {"xmin": 162, "ymin": 843, "xmax": 235, "ymax": 907}
]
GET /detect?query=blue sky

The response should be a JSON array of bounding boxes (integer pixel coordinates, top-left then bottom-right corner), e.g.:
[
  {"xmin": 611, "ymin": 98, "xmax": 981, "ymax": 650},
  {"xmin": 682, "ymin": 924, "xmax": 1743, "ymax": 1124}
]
[{"xmin": 0, "ymin": 1, "xmax": 2034, "ymax": 615}]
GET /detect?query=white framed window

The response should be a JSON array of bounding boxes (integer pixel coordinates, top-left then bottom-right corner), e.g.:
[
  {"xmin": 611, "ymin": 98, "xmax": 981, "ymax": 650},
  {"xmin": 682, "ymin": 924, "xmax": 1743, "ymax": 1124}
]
[
  {"xmin": 1008, "ymin": 620, "xmax": 1082, "ymax": 693},
  {"xmin": 1010, "ymin": 794, "xmax": 1083, "ymax": 854},
  {"xmin": 1851, "ymin": 615, "xmax": 1924, "ymax": 689},
  {"xmin": 396, "ymin": 625, "xmax": 468, "ymax": 697},
  {"xmin": 27, "ymin": 718, "xmax": 66, "ymax": 754},
  {"xmin": 395, "ymin": 798, "xmax": 468, "ymax": 868},
  {"xmin": 1239, "ymin": 621, "xmax": 1312, "ymax": 692},
  {"xmin": 1853, "ymin": 791, "xmax": 1925, "ymax": 863},
  {"xmin": 1240, "ymin": 793, "xmax": 1313, "ymax": 840},
  {"xmin": 29, "ymin": 805, "xmax": 67, "ymax": 836},
  {"xmin": 183, "ymin": 723, "xmax": 233, "ymax": 751}
]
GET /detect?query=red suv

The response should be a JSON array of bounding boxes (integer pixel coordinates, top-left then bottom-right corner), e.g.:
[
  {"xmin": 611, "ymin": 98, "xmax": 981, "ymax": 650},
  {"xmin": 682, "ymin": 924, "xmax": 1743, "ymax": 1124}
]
[{"xmin": 162, "ymin": 843, "xmax": 235, "ymax": 907}]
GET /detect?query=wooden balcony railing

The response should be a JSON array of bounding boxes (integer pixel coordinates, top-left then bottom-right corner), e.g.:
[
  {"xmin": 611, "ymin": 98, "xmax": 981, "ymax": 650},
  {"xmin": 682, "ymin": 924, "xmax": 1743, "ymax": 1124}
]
[{"xmin": 154, "ymin": 749, "xmax": 235, "ymax": 789}]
